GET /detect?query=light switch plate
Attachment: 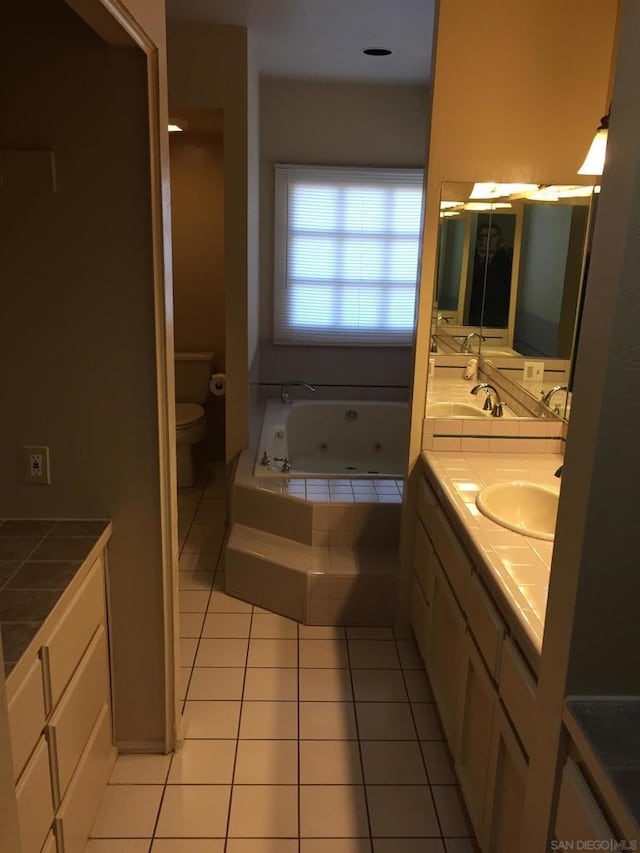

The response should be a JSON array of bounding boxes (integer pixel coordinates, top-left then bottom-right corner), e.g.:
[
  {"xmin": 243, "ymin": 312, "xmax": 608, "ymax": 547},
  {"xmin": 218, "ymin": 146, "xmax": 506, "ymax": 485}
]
[
  {"xmin": 523, "ymin": 361, "xmax": 544, "ymax": 381},
  {"xmin": 24, "ymin": 446, "xmax": 51, "ymax": 484}
]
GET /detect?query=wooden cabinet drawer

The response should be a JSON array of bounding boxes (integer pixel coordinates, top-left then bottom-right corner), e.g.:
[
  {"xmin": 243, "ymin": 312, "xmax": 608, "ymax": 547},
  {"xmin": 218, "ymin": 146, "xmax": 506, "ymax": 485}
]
[
  {"xmin": 430, "ymin": 506, "xmax": 472, "ymax": 614},
  {"xmin": 410, "ymin": 575, "xmax": 429, "ymax": 662},
  {"xmin": 8, "ymin": 656, "xmax": 46, "ymax": 781},
  {"xmin": 54, "ymin": 703, "xmax": 116, "ymax": 853},
  {"xmin": 413, "ymin": 520, "xmax": 435, "ymax": 603},
  {"xmin": 498, "ymin": 637, "xmax": 537, "ymax": 756},
  {"xmin": 555, "ymin": 757, "xmax": 614, "ymax": 843},
  {"xmin": 43, "ymin": 556, "xmax": 105, "ymax": 708},
  {"xmin": 41, "ymin": 831, "xmax": 57, "ymax": 853},
  {"xmin": 16, "ymin": 737, "xmax": 54, "ymax": 853},
  {"xmin": 468, "ymin": 574, "xmax": 505, "ymax": 679},
  {"xmin": 48, "ymin": 625, "xmax": 110, "ymax": 805}
]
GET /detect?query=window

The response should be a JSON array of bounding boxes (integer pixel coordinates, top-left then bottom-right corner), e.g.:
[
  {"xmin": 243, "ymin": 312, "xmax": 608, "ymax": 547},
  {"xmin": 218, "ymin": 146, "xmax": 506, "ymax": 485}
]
[{"xmin": 273, "ymin": 164, "xmax": 424, "ymax": 346}]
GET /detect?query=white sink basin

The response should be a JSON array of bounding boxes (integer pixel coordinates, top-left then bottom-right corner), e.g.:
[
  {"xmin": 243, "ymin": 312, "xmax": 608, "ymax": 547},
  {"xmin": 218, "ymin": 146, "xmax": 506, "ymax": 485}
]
[
  {"xmin": 476, "ymin": 481, "xmax": 560, "ymax": 540},
  {"xmin": 427, "ymin": 402, "xmax": 490, "ymax": 418}
]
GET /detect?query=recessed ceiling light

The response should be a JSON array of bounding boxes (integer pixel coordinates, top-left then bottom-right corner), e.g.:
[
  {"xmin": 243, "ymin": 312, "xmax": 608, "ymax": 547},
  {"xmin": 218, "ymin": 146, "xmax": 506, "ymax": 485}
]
[{"xmin": 363, "ymin": 48, "xmax": 392, "ymax": 56}]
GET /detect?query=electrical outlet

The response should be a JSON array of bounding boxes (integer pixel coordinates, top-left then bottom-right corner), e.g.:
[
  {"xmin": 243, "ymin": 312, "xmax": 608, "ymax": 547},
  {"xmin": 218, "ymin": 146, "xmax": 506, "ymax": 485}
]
[
  {"xmin": 24, "ymin": 446, "xmax": 51, "ymax": 484},
  {"xmin": 523, "ymin": 361, "xmax": 544, "ymax": 382}
]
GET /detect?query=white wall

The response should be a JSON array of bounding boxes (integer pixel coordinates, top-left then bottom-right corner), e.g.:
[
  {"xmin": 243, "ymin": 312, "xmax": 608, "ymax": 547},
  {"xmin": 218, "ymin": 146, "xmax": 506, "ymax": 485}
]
[{"xmin": 259, "ymin": 77, "xmax": 430, "ymax": 389}]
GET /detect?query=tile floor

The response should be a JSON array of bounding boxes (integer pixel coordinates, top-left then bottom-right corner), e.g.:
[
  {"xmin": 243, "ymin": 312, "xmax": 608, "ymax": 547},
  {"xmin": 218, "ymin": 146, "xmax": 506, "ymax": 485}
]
[{"xmin": 86, "ymin": 470, "xmax": 477, "ymax": 853}]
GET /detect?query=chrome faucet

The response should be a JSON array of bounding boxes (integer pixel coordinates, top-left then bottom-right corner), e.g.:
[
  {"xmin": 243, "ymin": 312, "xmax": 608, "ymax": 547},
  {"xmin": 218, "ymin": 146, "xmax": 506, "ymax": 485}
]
[
  {"xmin": 462, "ymin": 332, "xmax": 486, "ymax": 353},
  {"xmin": 542, "ymin": 385, "xmax": 569, "ymax": 407},
  {"xmin": 280, "ymin": 381, "xmax": 316, "ymax": 404},
  {"xmin": 471, "ymin": 383, "xmax": 503, "ymax": 417}
]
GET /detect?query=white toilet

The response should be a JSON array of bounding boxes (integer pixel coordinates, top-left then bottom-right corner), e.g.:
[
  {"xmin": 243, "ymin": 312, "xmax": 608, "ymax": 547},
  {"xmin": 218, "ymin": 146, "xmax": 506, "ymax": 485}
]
[{"xmin": 175, "ymin": 352, "xmax": 215, "ymax": 488}]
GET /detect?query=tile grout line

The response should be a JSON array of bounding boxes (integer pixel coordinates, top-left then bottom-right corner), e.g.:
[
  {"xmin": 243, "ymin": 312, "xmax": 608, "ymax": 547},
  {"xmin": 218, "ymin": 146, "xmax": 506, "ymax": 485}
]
[
  {"xmin": 344, "ymin": 635, "xmax": 374, "ymax": 847},
  {"xmin": 297, "ymin": 615, "xmax": 301, "ymax": 853}
]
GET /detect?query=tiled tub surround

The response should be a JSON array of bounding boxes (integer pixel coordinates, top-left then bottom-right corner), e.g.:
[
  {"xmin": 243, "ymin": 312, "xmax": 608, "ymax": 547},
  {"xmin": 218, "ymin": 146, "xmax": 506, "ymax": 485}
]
[
  {"xmin": 421, "ymin": 450, "xmax": 564, "ymax": 670},
  {"xmin": 255, "ymin": 400, "xmax": 409, "ymax": 479},
  {"xmin": 0, "ymin": 518, "xmax": 111, "ymax": 676},
  {"xmin": 423, "ymin": 367, "xmax": 565, "ymax": 454},
  {"xmin": 226, "ymin": 447, "xmax": 403, "ymax": 626}
]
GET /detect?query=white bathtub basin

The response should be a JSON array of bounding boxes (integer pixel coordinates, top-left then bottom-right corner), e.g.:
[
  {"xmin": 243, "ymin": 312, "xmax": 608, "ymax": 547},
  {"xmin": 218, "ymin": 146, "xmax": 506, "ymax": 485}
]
[
  {"xmin": 476, "ymin": 481, "xmax": 559, "ymax": 540},
  {"xmin": 427, "ymin": 402, "xmax": 491, "ymax": 418}
]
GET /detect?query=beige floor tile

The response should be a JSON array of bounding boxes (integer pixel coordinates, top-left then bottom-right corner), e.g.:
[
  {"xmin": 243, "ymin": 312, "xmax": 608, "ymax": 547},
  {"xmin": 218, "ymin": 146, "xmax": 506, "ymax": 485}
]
[
  {"xmin": 168, "ymin": 739, "xmax": 236, "ymax": 784},
  {"xmin": 152, "ymin": 842, "xmax": 225, "ymax": 852},
  {"xmin": 182, "ymin": 700, "xmax": 241, "ymax": 739},
  {"xmin": 351, "ymin": 670, "xmax": 407, "ymax": 702},
  {"xmin": 348, "ymin": 640, "xmax": 400, "ymax": 669},
  {"xmin": 187, "ymin": 667, "xmax": 245, "ymax": 700},
  {"xmin": 444, "ymin": 840, "xmax": 477, "ymax": 852},
  {"xmin": 227, "ymin": 842, "xmax": 298, "ymax": 853},
  {"xmin": 251, "ymin": 612, "xmax": 298, "ymax": 638},
  {"xmin": 179, "ymin": 612, "xmax": 206, "ymax": 638},
  {"xmin": 179, "ymin": 590, "xmax": 211, "ymax": 613},
  {"xmin": 243, "ymin": 667, "xmax": 298, "ymax": 700},
  {"xmin": 109, "ymin": 753, "xmax": 171, "ymax": 784},
  {"xmin": 180, "ymin": 637, "xmax": 199, "ymax": 668},
  {"xmin": 299, "ymin": 701, "xmax": 357, "ymax": 739},
  {"xmin": 208, "ymin": 591, "xmax": 252, "ymax": 613},
  {"xmin": 421, "ymin": 740, "xmax": 456, "ymax": 784},
  {"xmin": 212, "ymin": 572, "xmax": 226, "ymax": 590},
  {"xmin": 239, "ymin": 701, "xmax": 298, "ymax": 739},
  {"xmin": 404, "ymin": 668, "xmax": 433, "ymax": 701},
  {"xmin": 178, "ymin": 570, "xmax": 215, "ymax": 591},
  {"xmin": 178, "ymin": 667, "xmax": 191, "ymax": 701},
  {"xmin": 373, "ymin": 841, "xmax": 445, "ymax": 853},
  {"xmin": 412, "ymin": 703, "xmax": 444, "ymax": 740},
  {"xmin": 355, "ymin": 702, "xmax": 417, "ymax": 740},
  {"xmin": 247, "ymin": 638, "xmax": 298, "ymax": 668},
  {"xmin": 299, "ymin": 638, "xmax": 348, "ymax": 668},
  {"xmin": 228, "ymin": 785, "xmax": 298, "ymax": 837},
  {"xmin": 299, "ymin": 668, "xmax": 353, "ymax": 701},
  {"xmin": 179, "ymin": 552, "xmax": 218, "ymax": 572},
  {"xmin": 299, "ymin": 624, "xmax": 345, "ymax": 639},
  {"xmin": 302, "ymin": 842, "xmax": 372, "ymax": 853},
  {"xmin": 346, "ymin": 627, "xmax": 393, "ymax": 640},
  {"xmin": 300, "ymin": 785, "xmax": 369, "ymax": 838},
  {"xmin": 300, "ymin": 740, "xmax": 363, "ymax": 784},
  {"xmin": 366, "ymin": 785, "xmax": 440, "ymax": 837},
  {"xmin": 361, "ymin": 741, "xmax": 428, "ymax": 784},
  {"xmin": 195, "ymin": 638, "xmax": 249, "ymax": 667},
  {"xmin": 155, "ymin": 785, "xmax": 230, "ymax": 838},
  {"xmin": 202, "ymin": 612, "xmax": 252, "ymax": 638},
  {"xmin": 86, "ymin": 842, "xmax": 151, "ymax": 853},
  {"xmin": 91, "ymin": 785, "xmax": 163, "ymax": 838},
  {"xmin": 234, "ymin": 739, "xmax": 298, "ymax": 784},
  {"xmin": 183, "ymin": 537, "xmax": 223, "ymax": 555},
  {"xmin": 432, "ymin": 786, "xmax": 474, "ymax": 837},
  {"xmin": 395, "ymin": 640, "xmax": 423, "ymax": 670}
]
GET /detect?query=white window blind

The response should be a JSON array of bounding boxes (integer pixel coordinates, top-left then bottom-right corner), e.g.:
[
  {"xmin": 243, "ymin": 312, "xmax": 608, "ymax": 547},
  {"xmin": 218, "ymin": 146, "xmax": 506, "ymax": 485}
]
[{"xmin": 273, "ymin": 164, "xmax": 424, "ymax": 346}]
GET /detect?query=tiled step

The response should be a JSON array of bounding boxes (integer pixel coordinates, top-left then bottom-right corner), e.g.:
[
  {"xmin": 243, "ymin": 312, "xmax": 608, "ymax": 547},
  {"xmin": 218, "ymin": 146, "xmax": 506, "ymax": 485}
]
[{"xmin": 225, "ymin": 523, "xmax": 398, "ymax": 626}]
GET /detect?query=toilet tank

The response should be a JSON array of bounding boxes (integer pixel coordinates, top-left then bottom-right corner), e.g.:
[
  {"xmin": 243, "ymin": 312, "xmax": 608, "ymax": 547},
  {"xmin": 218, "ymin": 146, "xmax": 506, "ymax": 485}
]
[{"xmin": 175, "ymin": 352, "xmax": 215, "ymax": 404}]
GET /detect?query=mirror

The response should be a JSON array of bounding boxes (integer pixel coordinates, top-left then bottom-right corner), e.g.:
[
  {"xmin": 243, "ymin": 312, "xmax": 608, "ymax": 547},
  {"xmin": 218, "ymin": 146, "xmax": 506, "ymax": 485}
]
[{"xmin": 432, "ymin": 181, "xmax": 597, "ymax": 418}]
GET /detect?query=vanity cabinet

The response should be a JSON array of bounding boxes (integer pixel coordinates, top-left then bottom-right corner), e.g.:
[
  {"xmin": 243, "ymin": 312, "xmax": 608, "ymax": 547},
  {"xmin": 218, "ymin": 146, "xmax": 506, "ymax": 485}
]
[
  {"xmin": 5, "ymin": 548, "xmax": 116, "ymax": 853},
  {"xmin": 412, "ymin": 469, "xmax": 537, "ymax": 852}
]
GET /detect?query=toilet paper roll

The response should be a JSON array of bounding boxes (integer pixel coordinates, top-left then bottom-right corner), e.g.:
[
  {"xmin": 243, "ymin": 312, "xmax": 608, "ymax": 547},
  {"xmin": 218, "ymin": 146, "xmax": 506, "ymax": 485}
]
[{"xmin": 209, "ymin": 373, "xmax": 226, "ymax": 396}]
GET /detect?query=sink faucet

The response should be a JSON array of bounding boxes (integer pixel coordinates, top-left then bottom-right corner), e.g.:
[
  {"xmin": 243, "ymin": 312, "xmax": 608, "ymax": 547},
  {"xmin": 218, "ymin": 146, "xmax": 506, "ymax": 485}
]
[
  {"xmin": 542, "ymin": 385, "xmax": 569, "ymax": 407},
  {"xmin": 462, "ymin": 333, "xmax": 486, "ymax": 353},
  {"xmin": 281, "ymin": 381, "xmax": 316, "ymax": 404},
  {"xmin": 471, "ymin": 383, "xmax": 503, "ymax": 417}
]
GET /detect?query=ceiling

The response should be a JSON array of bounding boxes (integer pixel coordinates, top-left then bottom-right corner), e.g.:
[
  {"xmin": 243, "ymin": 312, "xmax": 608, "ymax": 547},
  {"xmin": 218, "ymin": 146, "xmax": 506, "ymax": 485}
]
[{"xmin": 165, "ymin": 0, "xmax": 436, "ymax": 83}]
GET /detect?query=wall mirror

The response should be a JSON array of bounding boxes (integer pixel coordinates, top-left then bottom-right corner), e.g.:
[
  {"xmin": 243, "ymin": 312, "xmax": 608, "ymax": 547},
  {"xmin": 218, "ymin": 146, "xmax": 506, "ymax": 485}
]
[{"xmin": 431, "ymin": 180, "xmax": 597, "ymax": 419}]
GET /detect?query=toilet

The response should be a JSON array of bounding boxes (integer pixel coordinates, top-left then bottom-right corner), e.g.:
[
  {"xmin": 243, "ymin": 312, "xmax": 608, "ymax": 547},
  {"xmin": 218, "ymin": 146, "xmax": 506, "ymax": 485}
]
[{"xmin": 174, "ymin": 352, "xmax": 215, "ymax": 488}]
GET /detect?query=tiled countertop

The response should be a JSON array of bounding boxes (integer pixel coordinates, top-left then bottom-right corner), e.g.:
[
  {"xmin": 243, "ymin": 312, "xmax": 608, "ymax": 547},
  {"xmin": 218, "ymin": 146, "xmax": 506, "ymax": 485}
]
[
  {"xmin": 421, "ymin": 450, "xmax": 563, "ymax": 671},
  {"xmin": 0, "ymin": 518, "xmax": 111, "ymax": 676},
  {"xmin": 565, "ymin": 699, "xmax": 640, "ymax": 841}
]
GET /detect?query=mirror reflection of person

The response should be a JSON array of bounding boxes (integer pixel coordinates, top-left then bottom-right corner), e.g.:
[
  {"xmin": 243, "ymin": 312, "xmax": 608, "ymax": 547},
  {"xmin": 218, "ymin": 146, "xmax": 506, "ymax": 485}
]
[{"xmin": 468, "ymin": 222, "xmax": 513, "ymax": 328}]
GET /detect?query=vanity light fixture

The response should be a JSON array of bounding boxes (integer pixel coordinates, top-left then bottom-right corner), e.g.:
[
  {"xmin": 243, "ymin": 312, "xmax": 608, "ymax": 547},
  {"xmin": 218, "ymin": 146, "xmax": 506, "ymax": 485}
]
[
  {"xmin": 440, "ymin": 211, "xmax": 461, "ymax": 217},
  {"xmin": 440, "ymin": 200, "xmax": 464, "ymax": 209},
  {"xmin": 463, "ymin": 201, "xmax": 512, "ymax": 211},
  {"xmin": 469, "ymin": 182, "xmax": 538, "ymax": 200},
  {"xmin": 168, "ymin": 123, "xmax": 184, "ymax": 132},
  {"xmin": 578, "ymin": 111, "xmax": 609, "ymax": 175}
]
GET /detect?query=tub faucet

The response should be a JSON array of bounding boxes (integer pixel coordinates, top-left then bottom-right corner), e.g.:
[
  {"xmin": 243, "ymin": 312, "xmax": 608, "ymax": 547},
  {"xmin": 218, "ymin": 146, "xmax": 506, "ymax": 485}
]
[
  {"xmin": 542, "ymin": 385, "xmax": 569, "ymax": 407},
  {"xmin": 462, "ymin": 333, "xmax": 486, "ymax": 353},
  {"xmin": 471, "ymin": 383, "xmax": 503, "ymax": 417},
  {"xmin": 281, "ymin": 381, "xmax": 316, "ymax": 404}
]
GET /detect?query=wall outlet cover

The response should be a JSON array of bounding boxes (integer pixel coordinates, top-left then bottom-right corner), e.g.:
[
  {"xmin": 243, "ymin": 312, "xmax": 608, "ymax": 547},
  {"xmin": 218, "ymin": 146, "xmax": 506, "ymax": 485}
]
[
  {"xmin": 24, "ymin": 445, "xmax": 51, "ymax": 484},
  {"xmin": 523, "ymin": 361, "xmax": 544, "ymax": 381}
]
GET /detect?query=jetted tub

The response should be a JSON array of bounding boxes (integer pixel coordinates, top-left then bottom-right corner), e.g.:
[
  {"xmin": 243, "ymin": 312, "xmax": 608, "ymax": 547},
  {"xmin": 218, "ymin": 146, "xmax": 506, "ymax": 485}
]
[{"xmin": 255, "ymin": 400, "xmax": 409, "ymax": 478}]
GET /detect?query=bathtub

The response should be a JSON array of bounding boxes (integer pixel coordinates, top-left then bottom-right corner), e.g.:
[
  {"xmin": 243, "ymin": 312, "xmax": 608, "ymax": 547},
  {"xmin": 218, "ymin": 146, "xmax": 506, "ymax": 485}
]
[{"xmin": 254, "ymin": 400, "xmax": 409, "ymax": 478}]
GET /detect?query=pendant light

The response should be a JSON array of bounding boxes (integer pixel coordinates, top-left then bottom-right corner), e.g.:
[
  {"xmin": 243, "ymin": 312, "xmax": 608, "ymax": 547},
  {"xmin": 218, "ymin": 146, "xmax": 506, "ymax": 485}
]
[{"xmin": 578, "ymin": 111, "xmax": 609, "ymax": 176}]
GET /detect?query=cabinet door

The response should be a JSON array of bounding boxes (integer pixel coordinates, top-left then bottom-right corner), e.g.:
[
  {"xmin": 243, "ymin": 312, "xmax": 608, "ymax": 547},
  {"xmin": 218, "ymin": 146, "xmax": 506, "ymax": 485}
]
[
  {"xmin": 413, "ymin": 519, "xmax": 435, "ymax": 604},
  {"xmin": 554, "ymin": 757, "xmax": 614, "ymax": 844},
  {"xmin": 482, "ymin": 702, "xmax": 528, "ymax": 853},
  {"xmin": 454, "ymin": 630, "xmax": 497, "ymax": 839},
  {"xmin": 410, "ymin": 575, "xmax": 430, "ymax": 662},
  {"xmin": 426, "ymin": 556, "xmax": 466, "ymax": 744}
]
